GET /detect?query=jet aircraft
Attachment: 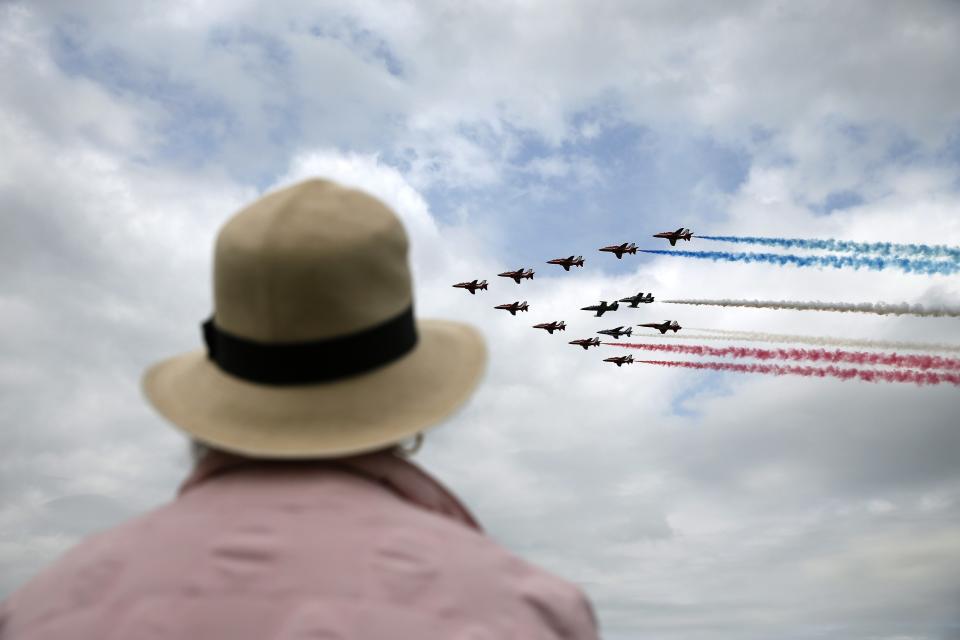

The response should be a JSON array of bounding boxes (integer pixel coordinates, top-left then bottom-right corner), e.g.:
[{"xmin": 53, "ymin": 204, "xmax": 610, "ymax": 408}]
[
  {"xmin": 638, "ymin": 320, "xmax": 682, "ymax": 334},
  {"xmin": 581, "ymin": 300, "xmax": 619, "ymax": 317},
  {"xmin": 533, "ymin": 321, "xmax": 566, "ymax": 334},
  {"xmin": 495, "ymin": 301, "xmax": 529, "ymax": 316},
  {"xmin": 604, "ymin": 355, "xmax": 635, "ymax": 367},
  {"xmin": 653, "ymin": 227, "xmax": 693, "ymax": 246},
  {"xmin": 597, "ymin": 326, "xmax": 632, "ymax": 339},
  {"xmin": 599, "ymin": 242, "xmax": 638, "ymax": 259},
  {"xmin": 619, "ymin": 291, "xmax": 654, "ymax": 307},
  {"xmin": 546, "ymin": 255, "xmax": 585, "ymax": 271},
  {"xmin": 569, "ymin": 337, "xmax": 601, "ymax": 350},
  {"xmin": 498, "ymin": 268, "xmax": 534, "ymax": 284},
  {"xmin": 452, "ymin": 279, "xmax": 488, "ymax": 294}
]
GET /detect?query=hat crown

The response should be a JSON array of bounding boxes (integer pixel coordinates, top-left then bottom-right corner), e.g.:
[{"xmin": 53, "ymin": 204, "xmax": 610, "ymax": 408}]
[{"xmin": 213, "ymin": 179, "xmax": 412, "ymax": 342}]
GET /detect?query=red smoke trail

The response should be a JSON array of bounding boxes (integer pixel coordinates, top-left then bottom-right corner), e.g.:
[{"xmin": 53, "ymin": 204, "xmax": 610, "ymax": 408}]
[
  {"xmin": 636, "ymin": 359, "xmax": 960, "ymax": 387},
  {"xmin": 608, "ymin": 342, "xmax": 960, "ymax": 371}
]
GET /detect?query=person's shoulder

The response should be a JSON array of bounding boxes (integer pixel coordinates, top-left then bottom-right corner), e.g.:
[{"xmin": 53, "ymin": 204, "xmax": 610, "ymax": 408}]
[
  {"xmin": 376, "ymin": 510, "xmax": 598, "ymax": 638},
  {"xmin": 472, "ymin": 541, "xmax": 599, "ymax": 639},
  {"xmin": 0, "ymin": 501, "xmax": 174, "ymax": 635}
]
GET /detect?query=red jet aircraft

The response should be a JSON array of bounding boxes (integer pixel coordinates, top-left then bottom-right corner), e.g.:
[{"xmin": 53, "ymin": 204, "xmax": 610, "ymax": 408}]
[
  {"xmin": 533, "ymin": 321, "xmax": 566, "ymax": 334},
  {"xmin": 638, "ymin": 320, "xmax": 681, "ymax": 334},
  {"xmin": 604, "ymin": 355, "xmax": 635, "ymax": 367},
  {"xmin": 495, "ymin": 301, "xmax": 529, "ymax": 316},
  {"xmin": 498, "ymin": 268, "xmax": 535, "ymax": 284},
  {"xmin": 599, "ymin": 242, "xmax": 638, "ymax": 259},
  {"xmin": 653, "ymin": 227, "xmax": 693, "ymax": 246},
  {"xmin": 546, "ymin": 255, "xmax": 585, "ymax": 271},
  {"xmin": 569, "ymin": 337, "xmax": 601, "ymax": 350},
  {"xmin": 452, "ymin": 279, "xmax": 488, "ymax": 294}
]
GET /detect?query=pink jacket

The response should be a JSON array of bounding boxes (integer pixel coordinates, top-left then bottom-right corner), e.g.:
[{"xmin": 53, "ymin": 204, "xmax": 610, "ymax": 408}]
[{"xmin": 0, "ymin": 451, "xmax": 599, "ymax": 639}]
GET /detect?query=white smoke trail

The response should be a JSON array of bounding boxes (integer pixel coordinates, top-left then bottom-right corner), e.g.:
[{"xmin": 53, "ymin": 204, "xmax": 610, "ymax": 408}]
[
  {"xmin": 662, "ymin": 298, "xmax": 960, "ymax": 317},
  {"xmin": 668, "ymin": 328, "xmax": 960, "ymax": 353}
]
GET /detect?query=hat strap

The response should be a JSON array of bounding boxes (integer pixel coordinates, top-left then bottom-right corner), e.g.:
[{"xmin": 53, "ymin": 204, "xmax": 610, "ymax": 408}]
[{"xmin": 202, "ymin": 306, "xmax": 417, "ymax": 385}]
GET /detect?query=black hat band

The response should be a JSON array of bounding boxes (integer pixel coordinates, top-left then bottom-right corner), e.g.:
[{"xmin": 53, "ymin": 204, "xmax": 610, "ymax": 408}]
[{"xmin": 202, "ymin": 306, "xmax": 418, "ymax": 385}]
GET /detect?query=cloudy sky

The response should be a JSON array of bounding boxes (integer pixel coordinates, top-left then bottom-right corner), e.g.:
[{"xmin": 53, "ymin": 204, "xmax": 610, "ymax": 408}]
[{"xmin": 2, "ymin": 1, "xmax": 960, "ymax": 637}]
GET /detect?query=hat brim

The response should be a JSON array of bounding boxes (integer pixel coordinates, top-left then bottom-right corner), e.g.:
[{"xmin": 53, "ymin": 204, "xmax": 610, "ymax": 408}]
[{"xmin": 142, "ymin": 319, "xmax": 486, "ymax": 458}]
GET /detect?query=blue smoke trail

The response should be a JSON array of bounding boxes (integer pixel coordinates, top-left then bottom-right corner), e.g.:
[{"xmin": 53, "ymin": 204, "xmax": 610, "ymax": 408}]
[
  {"xmin": 697, "ymin": 235, "xmax": 960, "ymax": 262},
  {"xmin": 640, "ymin": 249, "xmax": 960, "ymax": 276}
]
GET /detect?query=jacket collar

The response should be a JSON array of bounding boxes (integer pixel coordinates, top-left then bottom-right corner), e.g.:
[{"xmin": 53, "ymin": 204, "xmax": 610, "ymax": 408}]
[{"xmin": 178, "ymin": 449, "xmax": 482, "ymax": 532}]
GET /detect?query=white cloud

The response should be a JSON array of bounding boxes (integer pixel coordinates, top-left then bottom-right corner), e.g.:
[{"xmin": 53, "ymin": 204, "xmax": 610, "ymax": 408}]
[
  {"xmin": 2, "ymin": 2, "xmax": 960, "ymax": 638},
  {"xmin": 22, "ymin": 0, "xmax": 959, "ymax": 190}
]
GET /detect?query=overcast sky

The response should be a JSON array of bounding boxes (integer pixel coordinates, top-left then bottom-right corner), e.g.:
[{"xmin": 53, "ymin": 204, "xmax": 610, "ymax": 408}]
[{"xmin": 2, "ymin": 1, "xmax": 960, "ymax": 638}]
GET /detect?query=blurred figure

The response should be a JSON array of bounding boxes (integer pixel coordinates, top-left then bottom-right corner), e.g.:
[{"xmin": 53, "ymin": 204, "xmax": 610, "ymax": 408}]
[{"xmin": 0, "ymin": 179, "xmax": 599, "ymax": 639}]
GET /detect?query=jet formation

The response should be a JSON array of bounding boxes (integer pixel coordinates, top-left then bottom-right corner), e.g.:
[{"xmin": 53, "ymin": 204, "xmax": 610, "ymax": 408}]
[
  {"xmin": 452, "ymin": 230, "xmax": 694, "ymax": 371},
  {"xmin": 653, "ymin": 227, "xmax": 693, "ymax": 246},
  {"xmin": 498, "ymin": 268, "xmax": 534, "ymax": 284},
  {"xmin": 546, "ymin": 255, "xmax": 585, "ymax": 271},
  {"xmin": 533, "ymin": 321, "xmax": 566, "ymax": 334},
  {"xmin": 581, "ymin": 300, "xmax": 620, "ymax": 317},
  {"xmin": 452, "ymin": 279, "xmax": 488, "ymax": 295},
  {"xmin": 597, "ymin": 326, "xmax": 632, "ymax": 339},
  {"xmin": 619, "ymin": 291, "xmax": 654, "ymax": 307},
  {"xmin": 638, "ymin": 320, "xmax": 681, "ymax": 334},
  {"xmin": 569, "ymin": 337, "xmax": 601, "ymax": 350},
  {"xmin": 495, "ymin": 301, "xmax": 529, "ymax": 316}
]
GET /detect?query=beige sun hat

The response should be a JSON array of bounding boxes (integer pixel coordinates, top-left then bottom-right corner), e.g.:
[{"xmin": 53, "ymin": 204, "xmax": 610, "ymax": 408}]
[{"xmin": 142, "ymin": 178, "xmax": 486, "ymax": 458}]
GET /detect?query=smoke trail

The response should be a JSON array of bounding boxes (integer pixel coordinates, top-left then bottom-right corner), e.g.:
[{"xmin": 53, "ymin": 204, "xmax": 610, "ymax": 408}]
[
  {"xmin": 608, "ymin": 342, "xmax": 960, "ymax": 371},
  {"xmin": 671, "ymin": 329, "xmax": 960, "ymax": 354},
  {"xmin": 661, "ymin": 298, "xmax": 960, "ymax": 318},
  {"xmin": 697, "ymin": 235, "xmax": 960, "ymax": 262},
  {"xmin": 637, "ymin": 359, "xmax": 960, "ymax": 387},
  {"xmin": 639, "ymin": 249, "xmax": 959, "ymax": 276}
]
